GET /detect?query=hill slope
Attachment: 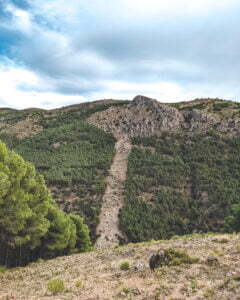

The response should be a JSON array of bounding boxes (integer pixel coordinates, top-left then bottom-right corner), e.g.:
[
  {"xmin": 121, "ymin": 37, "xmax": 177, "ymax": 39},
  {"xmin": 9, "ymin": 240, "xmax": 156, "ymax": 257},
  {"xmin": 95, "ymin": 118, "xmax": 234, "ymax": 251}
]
[
  {"xmin": 0, "ymin": 233, "xmax": 240, "ymax": 299},
  {"xmin": 1, "ymin": 96, "xmax": 240, "ymax": 246}
]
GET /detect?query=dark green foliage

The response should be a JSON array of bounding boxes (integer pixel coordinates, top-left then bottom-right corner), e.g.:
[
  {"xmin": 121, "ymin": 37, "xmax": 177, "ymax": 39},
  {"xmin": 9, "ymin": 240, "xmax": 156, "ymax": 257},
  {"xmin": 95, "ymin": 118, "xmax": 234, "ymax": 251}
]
[
  {"xmin": 149, "ymin": 249, "xmax": 199, "ymax": 270},
  {"xmin": 39, "ymin": 101, "xmax": 130, "ymax": 129},
  {"xmin": 212, "ymin": 102, "xmax": 230, "ymax": 112},
  {"xmin": 14, "ymin": 121, "xmax": 115, "ymax": 186},
  {"xmin": 120, "ymin": 133, "xmax": 240, "ymax": 242},
  {"xmin": 0, "ymin": 101, "xmax": 126, "ymax": 241},
  {"xmin": 0, "ymin": 133, "xmax": 20, "ymax": 148},
  {"xmin": 225, "ymin": 204, "xmax": 240, "ymax": 232},
  {"xmin": 0, "ymin": 101, "xmax": 122, "ymax": 241},
  {"xmin": 0, "ymin": 142, "xmax": 91, "ymax": 267},
  {"xmin": 0, "ymin": 109, "xmax": 28, "ymax": 125},
  {"xmin": 180, "ymin": 103, "xmax": 208, "ymax": 111},
  {"xmin": 119, "ymin": 261, "xmax": 130, "ymax": 270},
  {"xmin": 69, "ymin": 214, "xmax": 92, "ymax": 252},
  {"xmin": 1, "ymin": 120, "xmax": 116, "ymax": 240}
]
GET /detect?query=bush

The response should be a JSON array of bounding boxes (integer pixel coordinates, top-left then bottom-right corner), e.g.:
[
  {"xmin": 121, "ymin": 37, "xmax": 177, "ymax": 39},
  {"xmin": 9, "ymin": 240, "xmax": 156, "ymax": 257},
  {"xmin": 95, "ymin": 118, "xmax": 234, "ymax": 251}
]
[
  {"xmin": 47, "ymin": 279, "xmax": 65, "ymax": 294},
  {"xmin": 0, "ymin": 266, "xmax": 7, "ymax": 273},
  {"xmin": 163, "ymin": 249, "xmax": 199, "ymax": 266},
  {"xmin": 149, "ymin": 248, "xmax": 199, "ymax": 270},
  {"xmin": 119, "ymin": 261, "xmax": 130, "ymax": 271},
  {"xmin": 75, "ymin": 280, "xmax": 84, "ymax": 288}
]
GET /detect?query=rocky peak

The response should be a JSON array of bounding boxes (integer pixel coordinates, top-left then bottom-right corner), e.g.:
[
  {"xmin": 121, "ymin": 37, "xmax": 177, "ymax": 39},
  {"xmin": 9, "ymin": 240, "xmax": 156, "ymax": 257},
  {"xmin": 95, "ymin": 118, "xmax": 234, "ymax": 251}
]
[
  {"xmin": 87, "ymin": 95, "xmax": 240, "ymax": 138},
  {"xmin": 132, "ymin": 95, "xmax": 158, "ymax": 105},
  {"xmin": 88, "ymin": 95, "xmax": 184, "ymax": 137}
]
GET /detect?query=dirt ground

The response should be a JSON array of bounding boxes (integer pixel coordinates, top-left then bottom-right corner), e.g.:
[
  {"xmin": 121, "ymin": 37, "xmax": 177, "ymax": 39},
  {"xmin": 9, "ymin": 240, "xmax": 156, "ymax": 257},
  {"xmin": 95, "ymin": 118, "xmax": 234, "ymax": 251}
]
[{"xmin": 1, "ymin": 233, "xmax": 240, "ymax": 299}]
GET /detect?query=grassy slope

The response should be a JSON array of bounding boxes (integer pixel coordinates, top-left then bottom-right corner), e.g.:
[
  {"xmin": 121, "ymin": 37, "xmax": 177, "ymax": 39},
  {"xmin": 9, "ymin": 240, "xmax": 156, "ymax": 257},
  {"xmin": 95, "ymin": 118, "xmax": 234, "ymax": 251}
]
[{"xmin": 0, "ymin": 233, "xmax": 240, "ymax": 299}]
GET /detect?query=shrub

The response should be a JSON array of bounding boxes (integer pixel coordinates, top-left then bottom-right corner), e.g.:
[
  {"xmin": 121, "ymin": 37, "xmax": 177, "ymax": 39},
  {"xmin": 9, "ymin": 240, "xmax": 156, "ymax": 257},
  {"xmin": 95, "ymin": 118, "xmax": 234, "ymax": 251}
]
[
  {"xmin": 120, "ymin": 261, "xmax": 130, "ymax": 271},
  {"xmin": 47, "ymin": 279, "xmax": 65, "ymax": 294},
  {"xmin": 149, "ymin": 248, "xmax": 199, "ymax": 270},
  {"xmin": 0, "ymin": 266, "xmax": 7, "ymax": 273},
  {"xmin": 75, "ymin": 280, "xmax": 84, "ymax": 288},
  {"xmin": 164, "ymin": 249, "xmax": 199, "ymax": 266}
]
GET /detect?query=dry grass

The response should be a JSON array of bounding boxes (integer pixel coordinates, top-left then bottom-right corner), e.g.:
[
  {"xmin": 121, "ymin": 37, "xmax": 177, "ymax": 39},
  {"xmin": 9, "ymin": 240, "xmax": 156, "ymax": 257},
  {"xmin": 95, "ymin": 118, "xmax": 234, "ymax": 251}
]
[{"xmin": 0, "ymin": 233, "xmax": 240, "ymax": 299}]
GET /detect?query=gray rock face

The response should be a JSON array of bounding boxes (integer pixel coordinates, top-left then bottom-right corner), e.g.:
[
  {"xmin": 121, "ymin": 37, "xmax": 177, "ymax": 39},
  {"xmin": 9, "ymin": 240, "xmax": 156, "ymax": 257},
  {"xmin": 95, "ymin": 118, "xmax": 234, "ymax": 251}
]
[
  {"xmin": 88, "ymin": 95, "xmax": 184, "ymax": 137},
  {"xmin": 87, "ymin": 95, "xmax": 240, "ymax": 137}
]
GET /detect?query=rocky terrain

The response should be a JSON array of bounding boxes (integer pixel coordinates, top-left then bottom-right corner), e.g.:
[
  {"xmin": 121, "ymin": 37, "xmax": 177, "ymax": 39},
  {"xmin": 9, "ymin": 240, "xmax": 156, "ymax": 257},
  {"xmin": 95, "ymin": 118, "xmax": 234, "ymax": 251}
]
[
  {"xmin": 1, "ymin": 233, "xmax": 240, "ymax": 299},
  {"xmin": 88, "ymin": 95, "xmax": 240, "ymax": 137},
  {"xmin": 95, "ymin": 136, "xmax": 132, "ymax": 248}
]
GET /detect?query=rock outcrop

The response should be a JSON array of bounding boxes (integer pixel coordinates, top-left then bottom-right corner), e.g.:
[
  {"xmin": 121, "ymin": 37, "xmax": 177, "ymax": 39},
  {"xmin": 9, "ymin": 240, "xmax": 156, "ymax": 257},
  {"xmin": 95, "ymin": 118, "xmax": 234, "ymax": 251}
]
[{"xmin": 88, "ymin": 95, "xmax": 240, "ymax": 137}]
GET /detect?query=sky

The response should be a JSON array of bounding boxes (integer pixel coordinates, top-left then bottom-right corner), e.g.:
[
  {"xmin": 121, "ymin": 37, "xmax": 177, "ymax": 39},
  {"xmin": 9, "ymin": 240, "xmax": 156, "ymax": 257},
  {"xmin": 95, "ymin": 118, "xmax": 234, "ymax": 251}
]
[{"xmin": 0, "ymin": 0, "xmax": 240, "ymax": 109}]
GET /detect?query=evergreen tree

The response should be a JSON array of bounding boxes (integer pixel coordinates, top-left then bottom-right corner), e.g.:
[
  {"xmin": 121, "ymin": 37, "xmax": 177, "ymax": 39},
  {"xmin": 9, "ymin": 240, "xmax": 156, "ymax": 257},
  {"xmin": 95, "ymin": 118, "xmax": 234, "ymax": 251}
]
[
  {"xmin": 69, "ymin": 214, "xmax": 92, "ymax": 252},
  {"xmin": 0, "ymin": 141, "xmax": 91, "ymax": 267},
  {"xmin": 225, "ymin": 204, "xmax": 240, "ymax": 232}
]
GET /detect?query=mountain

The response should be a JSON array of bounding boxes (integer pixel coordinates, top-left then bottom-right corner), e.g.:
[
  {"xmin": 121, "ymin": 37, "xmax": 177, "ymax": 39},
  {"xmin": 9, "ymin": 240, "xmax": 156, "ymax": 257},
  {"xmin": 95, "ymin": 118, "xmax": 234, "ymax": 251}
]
[{"xmin": 1, "ymin": 96, "xmax": 240, "ymax": 246}]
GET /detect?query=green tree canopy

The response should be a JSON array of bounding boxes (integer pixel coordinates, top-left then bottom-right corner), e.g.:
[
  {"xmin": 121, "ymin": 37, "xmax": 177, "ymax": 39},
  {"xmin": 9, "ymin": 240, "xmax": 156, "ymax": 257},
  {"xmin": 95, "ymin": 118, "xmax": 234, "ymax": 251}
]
[{"xmin": 0, "ymin": 141, "xmax": 91, "ymax": 267}]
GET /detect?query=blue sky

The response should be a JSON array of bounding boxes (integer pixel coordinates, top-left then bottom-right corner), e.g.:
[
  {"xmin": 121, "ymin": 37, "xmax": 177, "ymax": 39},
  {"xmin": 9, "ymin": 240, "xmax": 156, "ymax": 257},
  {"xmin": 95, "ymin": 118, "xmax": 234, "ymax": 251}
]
[{"xmin": 0, "ymin": 0, "xmax": 240, "ymax": 109}]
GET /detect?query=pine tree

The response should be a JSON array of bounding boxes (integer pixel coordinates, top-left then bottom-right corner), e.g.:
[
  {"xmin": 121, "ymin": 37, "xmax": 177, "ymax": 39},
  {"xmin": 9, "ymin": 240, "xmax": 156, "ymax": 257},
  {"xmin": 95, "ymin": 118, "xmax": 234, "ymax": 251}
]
[
  {"xmin": 69, "ymin": 214, "xmax": 92, "ymax": 252},
  {"xmin": 0, "ymin": 141, "xmax": 91, "ymax": 267}
]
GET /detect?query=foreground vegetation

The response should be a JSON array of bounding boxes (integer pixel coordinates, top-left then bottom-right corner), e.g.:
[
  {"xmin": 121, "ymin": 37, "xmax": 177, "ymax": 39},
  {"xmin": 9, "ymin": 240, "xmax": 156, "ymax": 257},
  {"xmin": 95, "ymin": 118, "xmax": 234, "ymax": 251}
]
[
  {"xmin": 120, "ymin": 132, "xmax": 240, "ymax": 242},
  {"xmin": 0, "ymin": 142, "xmax": 91, "ymax": 267}
]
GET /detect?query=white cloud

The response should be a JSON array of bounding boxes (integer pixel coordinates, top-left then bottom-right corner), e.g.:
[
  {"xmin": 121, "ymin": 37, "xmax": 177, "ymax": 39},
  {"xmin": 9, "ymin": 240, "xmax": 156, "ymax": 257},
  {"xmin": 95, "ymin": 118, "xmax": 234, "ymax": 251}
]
[
  {"xmin": 0, "ymin": 63, "xmax": 238, "ymax": 109},
  {"xmin": 94, "ymin": 80, "xmax": 195, "ymax": 102},
  {"xmin": 120, "ymin": 0, "xmax": 238, "ymax": 17},
  {"xmin": 1, "ymin": 0, "xmax": 240, "ymax": 108},
  {"xmin": 0, "ymin": 64, "xmax": 86, "ymax": 109},
  {"xmin": 4, "ymin": 3, "xmax": 33, "ymax": 34}
]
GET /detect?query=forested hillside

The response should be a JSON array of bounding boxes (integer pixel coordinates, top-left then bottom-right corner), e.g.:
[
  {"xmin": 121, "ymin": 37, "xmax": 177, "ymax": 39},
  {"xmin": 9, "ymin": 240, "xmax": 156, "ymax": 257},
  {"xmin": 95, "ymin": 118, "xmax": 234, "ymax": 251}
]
[
  {"xmin": 0, "ymin": 100, "xmax": 128, "ymax": 240},
  {"xmin": 1, "ymin": 96, "xmax": 240, "ymax": 246},
  {"xmin": 120, "ymin": 132, "xmax": 240, "ymax": 242}
]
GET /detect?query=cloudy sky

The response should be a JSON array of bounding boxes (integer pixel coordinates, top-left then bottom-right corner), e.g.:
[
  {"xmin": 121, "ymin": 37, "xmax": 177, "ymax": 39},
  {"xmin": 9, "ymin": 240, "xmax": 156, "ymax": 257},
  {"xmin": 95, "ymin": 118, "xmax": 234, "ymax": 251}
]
[{"xmin": 0, "ymin": 0, "xmax": 240, "ymax": 109}]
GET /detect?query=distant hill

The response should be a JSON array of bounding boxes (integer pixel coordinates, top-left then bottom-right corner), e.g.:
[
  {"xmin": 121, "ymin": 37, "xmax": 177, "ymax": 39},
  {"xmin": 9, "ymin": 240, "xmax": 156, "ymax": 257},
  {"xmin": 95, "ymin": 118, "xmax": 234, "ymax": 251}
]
[{"xmin": 1, "ymin": 96, "xmax": 240, "ymax": 245}]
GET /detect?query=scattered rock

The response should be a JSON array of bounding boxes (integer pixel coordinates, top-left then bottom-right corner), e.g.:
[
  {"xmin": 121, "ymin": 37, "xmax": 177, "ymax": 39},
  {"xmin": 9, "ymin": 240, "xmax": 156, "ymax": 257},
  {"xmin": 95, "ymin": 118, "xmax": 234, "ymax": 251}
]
[
  {"xmin": 206, "ymin": 256, "xmax": 219, "ymax": 266},
  {"xmin": 134, "ymin": 263, "xmax": 146, "ymax": 272},
  {"xmin": 132, "ymin": 288, "xmax": 141, "ymax": 295}
]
